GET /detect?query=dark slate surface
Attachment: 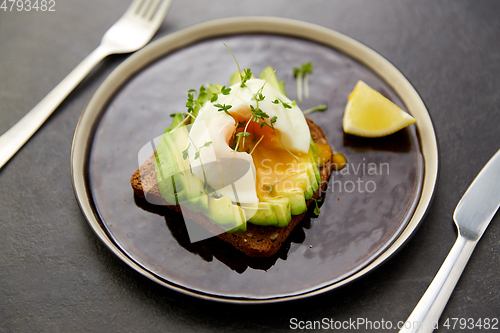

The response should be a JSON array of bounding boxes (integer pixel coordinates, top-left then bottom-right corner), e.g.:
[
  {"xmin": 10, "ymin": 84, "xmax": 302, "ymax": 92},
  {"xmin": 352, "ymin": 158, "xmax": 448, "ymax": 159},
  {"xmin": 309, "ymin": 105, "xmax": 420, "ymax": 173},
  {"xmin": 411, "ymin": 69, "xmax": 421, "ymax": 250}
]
[{"xmin": 0, "ymin": 0, "xmax": 499, "ymax": 332}]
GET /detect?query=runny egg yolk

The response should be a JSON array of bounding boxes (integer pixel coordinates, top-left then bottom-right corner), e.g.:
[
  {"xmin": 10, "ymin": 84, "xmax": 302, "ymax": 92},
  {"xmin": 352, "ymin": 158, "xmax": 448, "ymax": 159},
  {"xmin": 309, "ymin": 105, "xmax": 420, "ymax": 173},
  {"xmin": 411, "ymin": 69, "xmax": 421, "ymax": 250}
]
[
  {"xmin": 315, "ymin": 143, "xmax": 333, "ymax": 166},
  {"xmin": 230, "ymin": 114, "xmax": 314, "ymax": 201}
]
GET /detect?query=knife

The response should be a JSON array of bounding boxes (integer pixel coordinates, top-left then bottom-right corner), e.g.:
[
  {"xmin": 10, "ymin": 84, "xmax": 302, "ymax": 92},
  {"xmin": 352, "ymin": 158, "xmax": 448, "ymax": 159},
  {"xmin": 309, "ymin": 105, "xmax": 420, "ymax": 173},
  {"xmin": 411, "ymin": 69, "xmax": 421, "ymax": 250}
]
[{"xmin": 399, "ymin": 148, "xmax": 500, "ymax": 333}]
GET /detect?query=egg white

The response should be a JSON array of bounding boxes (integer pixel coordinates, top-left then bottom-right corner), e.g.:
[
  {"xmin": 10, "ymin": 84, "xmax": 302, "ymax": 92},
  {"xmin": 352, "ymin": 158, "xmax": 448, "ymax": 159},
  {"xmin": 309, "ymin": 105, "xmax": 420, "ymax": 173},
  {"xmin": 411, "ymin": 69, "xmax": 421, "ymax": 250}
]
[{"xmin": 187, "ymin": 78, "xmax": 310, "ymax": 204}]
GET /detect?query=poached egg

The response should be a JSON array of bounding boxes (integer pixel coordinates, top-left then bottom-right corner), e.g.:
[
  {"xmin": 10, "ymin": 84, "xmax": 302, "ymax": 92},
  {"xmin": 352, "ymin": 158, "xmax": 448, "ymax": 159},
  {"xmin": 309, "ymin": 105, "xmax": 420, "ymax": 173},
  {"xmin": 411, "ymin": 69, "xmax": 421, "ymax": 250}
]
[{"xmin": 187, "ymin": 78, "xmax": 311, "ymax": 205}]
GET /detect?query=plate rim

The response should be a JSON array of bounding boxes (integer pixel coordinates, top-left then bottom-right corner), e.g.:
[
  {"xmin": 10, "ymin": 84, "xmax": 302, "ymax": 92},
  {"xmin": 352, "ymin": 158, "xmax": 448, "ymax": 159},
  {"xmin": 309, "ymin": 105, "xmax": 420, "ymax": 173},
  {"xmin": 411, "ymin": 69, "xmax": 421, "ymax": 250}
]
[{"xmin": 71, "ymin": 16, "xmax": 438, "ymax": 304}]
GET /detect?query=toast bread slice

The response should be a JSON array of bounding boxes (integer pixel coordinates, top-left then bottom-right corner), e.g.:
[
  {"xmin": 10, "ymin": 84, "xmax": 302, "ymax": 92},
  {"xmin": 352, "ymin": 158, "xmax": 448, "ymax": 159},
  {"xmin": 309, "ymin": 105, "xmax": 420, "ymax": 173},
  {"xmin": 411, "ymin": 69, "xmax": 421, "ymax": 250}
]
[{"xmin": 131, "ymin": 117, "xmax": 334, "ymax": 257}]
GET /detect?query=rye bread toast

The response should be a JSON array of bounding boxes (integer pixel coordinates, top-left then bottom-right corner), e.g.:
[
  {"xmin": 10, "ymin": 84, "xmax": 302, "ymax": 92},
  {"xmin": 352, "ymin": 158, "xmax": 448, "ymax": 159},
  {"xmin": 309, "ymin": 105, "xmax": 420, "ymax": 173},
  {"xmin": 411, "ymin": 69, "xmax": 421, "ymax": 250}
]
[{"xmin": 131, "ymin": 117, "xmax": 334, "ymax": 257}]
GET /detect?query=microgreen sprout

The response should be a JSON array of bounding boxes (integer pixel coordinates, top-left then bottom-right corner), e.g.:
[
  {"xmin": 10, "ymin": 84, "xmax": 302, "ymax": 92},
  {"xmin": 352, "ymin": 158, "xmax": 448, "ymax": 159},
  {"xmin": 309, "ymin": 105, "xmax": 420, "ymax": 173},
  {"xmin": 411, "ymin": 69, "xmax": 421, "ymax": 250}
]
[
  {"xmin": 313, "ymin": 197, "xmax": 323, "ymax": 216},
  {"xmin": 252, "ymin": 92, "xmax": 265, "ymax": 102},
  {"xmin": 223, "ymin": 43, "xmax": 253, "ymax": 88},
  {"xmin": 182, "ymin": 143, "xmax": 190, "ymax": 160},
  {"xmin": 188, "ymin": 138, "xmax": 218, "ymax": 198},
  {"xmin": 236, "ymin": 132, "xmax": 250, "ymax": 138},
  {"xmin": 221, "ymin": 46, "xmax": 299, "ymax": 160},
  {"xmin": 302, "ymin": 104, "xmax": 328, "ymax": 115},
  {"xmin": 183, "ymin": 141, "xmax": 212, "ymax": 161},
  {"xmin": 272, "ymin": 98, "xmax": 292, "ymax": 109},
  {"xmin": 263, "ymin": 183, "xmax": 275, "ymax": 194},
  {"xmin": 172, "ymin": 111, "xmax": 196, "ymax": 131},
  {"xmin": 209, "ymin": 85, "xmax": 230, "ymax": 104},
  {"xmin": 203, "ymin": 181, "xmax": 220, "ymax": 198},
  {"xmin": 186, "ymin": 85, "xmax": 215, "ymax": 117},
  {"xmin": 260, "ymin": 116, "xmax": 298, "ymax": 160},
  {"xmin": 185, "ymin": 137, "xmax": 214, "ymax": 197},
  {"xmin": 240, "ymin": 68, "xmax": 253, "ymax": 88},
  {"xmin": 214, "ymin": 103, "xmax": 232, "ymax": 115},
  {"xmin": 293, "ymin": 62, "xmax": 313, "ymax": 102},
  {"xmin": 249, "ymin": 105, "xmax": 269, "ymax": 123},
  {"xmin": 186, "ymin": 92, "xmax": 197, "ymax": 114},
  {"xmin": 249, "ymin": 135, "xmax": 265, "ymax": 155}
]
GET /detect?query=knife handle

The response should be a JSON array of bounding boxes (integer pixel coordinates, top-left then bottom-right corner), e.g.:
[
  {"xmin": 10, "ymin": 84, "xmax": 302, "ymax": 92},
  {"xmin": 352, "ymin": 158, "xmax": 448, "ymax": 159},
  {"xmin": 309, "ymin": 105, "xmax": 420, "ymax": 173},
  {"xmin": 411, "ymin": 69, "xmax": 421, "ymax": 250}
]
[
  {"xmin": 0, "ymin": 45, "xmax": 110, "ymax": 170},
  {"xmin": 399, "ymin": 235, "xmax": 477, "ymax": 333}
]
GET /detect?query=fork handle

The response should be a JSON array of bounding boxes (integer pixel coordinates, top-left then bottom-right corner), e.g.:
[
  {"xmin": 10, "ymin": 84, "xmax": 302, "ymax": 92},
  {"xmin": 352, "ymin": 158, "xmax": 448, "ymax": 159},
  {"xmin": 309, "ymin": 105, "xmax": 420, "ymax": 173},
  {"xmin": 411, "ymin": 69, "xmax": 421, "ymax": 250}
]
[
  {"xmin": 399, "ymin": 235, "xmax": 477, "ymax": 333},
  {"xmin": 0, "ymin": 44, "xmax": 110, "ymax": 170}
]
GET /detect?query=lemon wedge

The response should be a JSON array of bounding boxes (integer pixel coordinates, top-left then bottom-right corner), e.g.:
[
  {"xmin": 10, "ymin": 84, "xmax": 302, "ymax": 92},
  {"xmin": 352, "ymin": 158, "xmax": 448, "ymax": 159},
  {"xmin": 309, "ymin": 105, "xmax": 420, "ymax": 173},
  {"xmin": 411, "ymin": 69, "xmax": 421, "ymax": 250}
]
[{"xmin": 343, "ymin": 80, "xmax": 416, "ymax": 137}]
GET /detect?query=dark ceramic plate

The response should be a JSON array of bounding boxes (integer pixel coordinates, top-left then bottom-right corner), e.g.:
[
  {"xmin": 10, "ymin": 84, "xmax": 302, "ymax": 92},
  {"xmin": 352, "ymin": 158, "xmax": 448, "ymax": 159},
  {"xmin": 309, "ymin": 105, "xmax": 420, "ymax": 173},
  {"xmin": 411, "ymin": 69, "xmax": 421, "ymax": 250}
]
[{"xmin": 72, "ymin": 18, "xmax": 438, "ymax": 303}]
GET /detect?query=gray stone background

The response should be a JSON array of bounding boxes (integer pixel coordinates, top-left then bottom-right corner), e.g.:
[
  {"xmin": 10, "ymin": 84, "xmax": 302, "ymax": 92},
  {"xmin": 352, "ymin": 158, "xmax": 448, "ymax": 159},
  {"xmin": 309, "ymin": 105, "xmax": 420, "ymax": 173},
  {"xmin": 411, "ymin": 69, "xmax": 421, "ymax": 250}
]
[{"xmin": 0, "ymin": 0, "xmax": 499, "ymax": 332}]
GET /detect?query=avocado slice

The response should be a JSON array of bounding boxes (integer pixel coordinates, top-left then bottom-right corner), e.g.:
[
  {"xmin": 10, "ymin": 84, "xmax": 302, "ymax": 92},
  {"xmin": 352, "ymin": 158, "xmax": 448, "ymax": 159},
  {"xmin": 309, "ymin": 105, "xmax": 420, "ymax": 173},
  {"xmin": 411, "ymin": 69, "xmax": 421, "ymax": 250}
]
[
  {"xmin": 155, "ymin": 126, "xmax": 207, "ymax": 208},
  {"xmin": 259, "ymin": 66, "xmax": 287, "ymax": 96},
  {"xmin": 248, "ymin": 202, "xmax": 279, "ymax": 226},
  {"xmin": 278, "ymin": 189, "xmax": 307, "ymax": 215},
  {"xmin": 156, "ymin": 125, "xmax": 248, "ymax": 232},
  {"xmin": 155, "ymin": 130, "xmax": 185, "ymax": 204},
  {"xmin": 207, "ymin": 196, "xmax": 246, "ymax": 232},
  {"xmin": 279, "ymin": 81, "xmax": 287, "ymax": 97},
  {"xmin": 168, "ymin": 113, "xmax": 185, "ymax": 130},
  {"xmin": 154, "ymin": 127, "xmax": 184, "ymax": 202},
  {"xmin": 255, "ymin": 150, "xmax": 321, "ymax": 218}
]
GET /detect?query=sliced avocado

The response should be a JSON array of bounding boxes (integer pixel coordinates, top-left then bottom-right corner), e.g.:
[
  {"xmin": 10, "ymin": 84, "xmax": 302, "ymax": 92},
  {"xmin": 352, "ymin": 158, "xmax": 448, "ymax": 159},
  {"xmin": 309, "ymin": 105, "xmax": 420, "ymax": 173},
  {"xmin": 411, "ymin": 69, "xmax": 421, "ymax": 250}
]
[
  {"xmin": 155, "ymin": 126, "xmax": 208, "ymax": 212},
  {"xmin": 198, "ymin": 83, "xmax": 222, "ymax": 105},
  {"xmin": 206, "ymin": 83, "xmax": 222, "ymax": 96},
  {"xmin": 156, "ymin": 125, "xmax": 250, "ymax": 232},
  {"xmin": 279, "ymin": 81, "xmax": 287, "ymax": 97},
  {"xmin": 309, "ymin": 139, "xmax": 323, "ymax": 183},
  {"xmin": 155, "ymin": 130, "xmax": 184, "ymax": 204},
  {"xmin": 248, "ymin": 202, "xmax": 279, "ymax": 226},
  {"xmin": 248, "ymin": 196, "xmax": 294, "ymax": 227},
  {"xmin": 227, "ymin": 204, "xmax": 247, "ymax": 233},
  {"xmin": 168, "ymin": 113, "xmax": 184, "ymax": 131},
  {"xmin": 259, "ymin": 66, "xmax": 287, "ymax": 96},
  {"xmin": 266, "ymin": 157, "xmax": 319, "ymax": 215},
  {"xmin": 313, "ymin": 162, "xmax": 321, "ymax": 184},
  {"xmin": 311, "ymin": 169, "xmax": 320, "ymax": 192},
  {"xmin": 278, "ymin": 189, "xmax": 307, "ymax": 215},
  {"xmin": 267, "ymin": 197, "xmax": 292, "ymax": 227},
  {"xmin": 304, "ymin": 158, "xmax": 320, "ymax": 199},
  {"xmin": 207, "ymin": 196, "xmax": 246, "ymax": 232},
  {"xmin": 304, "ymin": 184, "xmax": 314, "ymax": 200},
  {"xmin": 229, "ymin": 70, "xmax": 255, "ymax": 86},
  {"xmin": 310, "ymin": 137, "xmax": 319, "ymax": 156},
  {"xmin": 229, "ymin": 71, "xmax": 241, "ymax": 86}
]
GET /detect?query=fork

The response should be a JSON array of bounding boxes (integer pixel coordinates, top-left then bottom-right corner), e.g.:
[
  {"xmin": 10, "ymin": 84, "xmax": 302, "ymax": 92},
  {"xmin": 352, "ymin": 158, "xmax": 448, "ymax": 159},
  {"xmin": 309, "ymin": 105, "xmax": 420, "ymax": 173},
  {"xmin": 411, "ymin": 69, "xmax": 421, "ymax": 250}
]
[{"xmin": 0, "ymin": 0, "xmax": 173, "ymax": 170}]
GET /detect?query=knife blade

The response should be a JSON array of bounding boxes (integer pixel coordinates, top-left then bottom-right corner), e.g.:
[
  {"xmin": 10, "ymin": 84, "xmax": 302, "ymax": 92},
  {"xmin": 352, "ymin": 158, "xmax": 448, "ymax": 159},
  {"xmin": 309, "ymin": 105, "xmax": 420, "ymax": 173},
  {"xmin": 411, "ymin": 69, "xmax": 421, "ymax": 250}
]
[
  {"xmin": 399, "ymin": 148, "xmax": 500, "ymax": 333},
  {"xmin": 454, "ymin": 149, "xmax": 500, "ymax": 239}
]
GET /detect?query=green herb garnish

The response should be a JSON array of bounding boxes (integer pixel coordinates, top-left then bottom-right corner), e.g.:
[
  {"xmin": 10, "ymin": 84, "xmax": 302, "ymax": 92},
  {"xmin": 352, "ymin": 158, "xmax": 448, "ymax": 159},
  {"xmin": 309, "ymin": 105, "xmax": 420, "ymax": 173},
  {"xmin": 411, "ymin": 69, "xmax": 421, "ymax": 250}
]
[
  {"xmin": 272, "ymin": 98, "xmax": 292, "ymax": 109},
  {"xmin": 313, "ymin": 197, "xmax": 323, "ymax": 216},
  {"xmin": 236, "ymin": 132, "xmax": 250, "ymax": 138},
  {"xmin": 182, "ymin": 143, "xmax": 190, "ymax": 160},
  {"xmin": 263, "ymin": 183, "xmax": 275, "ymax": 194},
  {"xmin": 293, "ymin": 61, "xmax": 313, "ymax": 103},
  {"xmin": 240, "ymin": 68, "xmax": 253, "ymax": 88},
  {"xmin": 252, "ymin": 92, "xmax": 265, "ymax": 102},
  {"xmin": 214, "ymin": 103, "xmax": 232, "ymax": 114},
  {"xmin": 302, "ymin": 104, "xmax": 328, "ymax": 115}
]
